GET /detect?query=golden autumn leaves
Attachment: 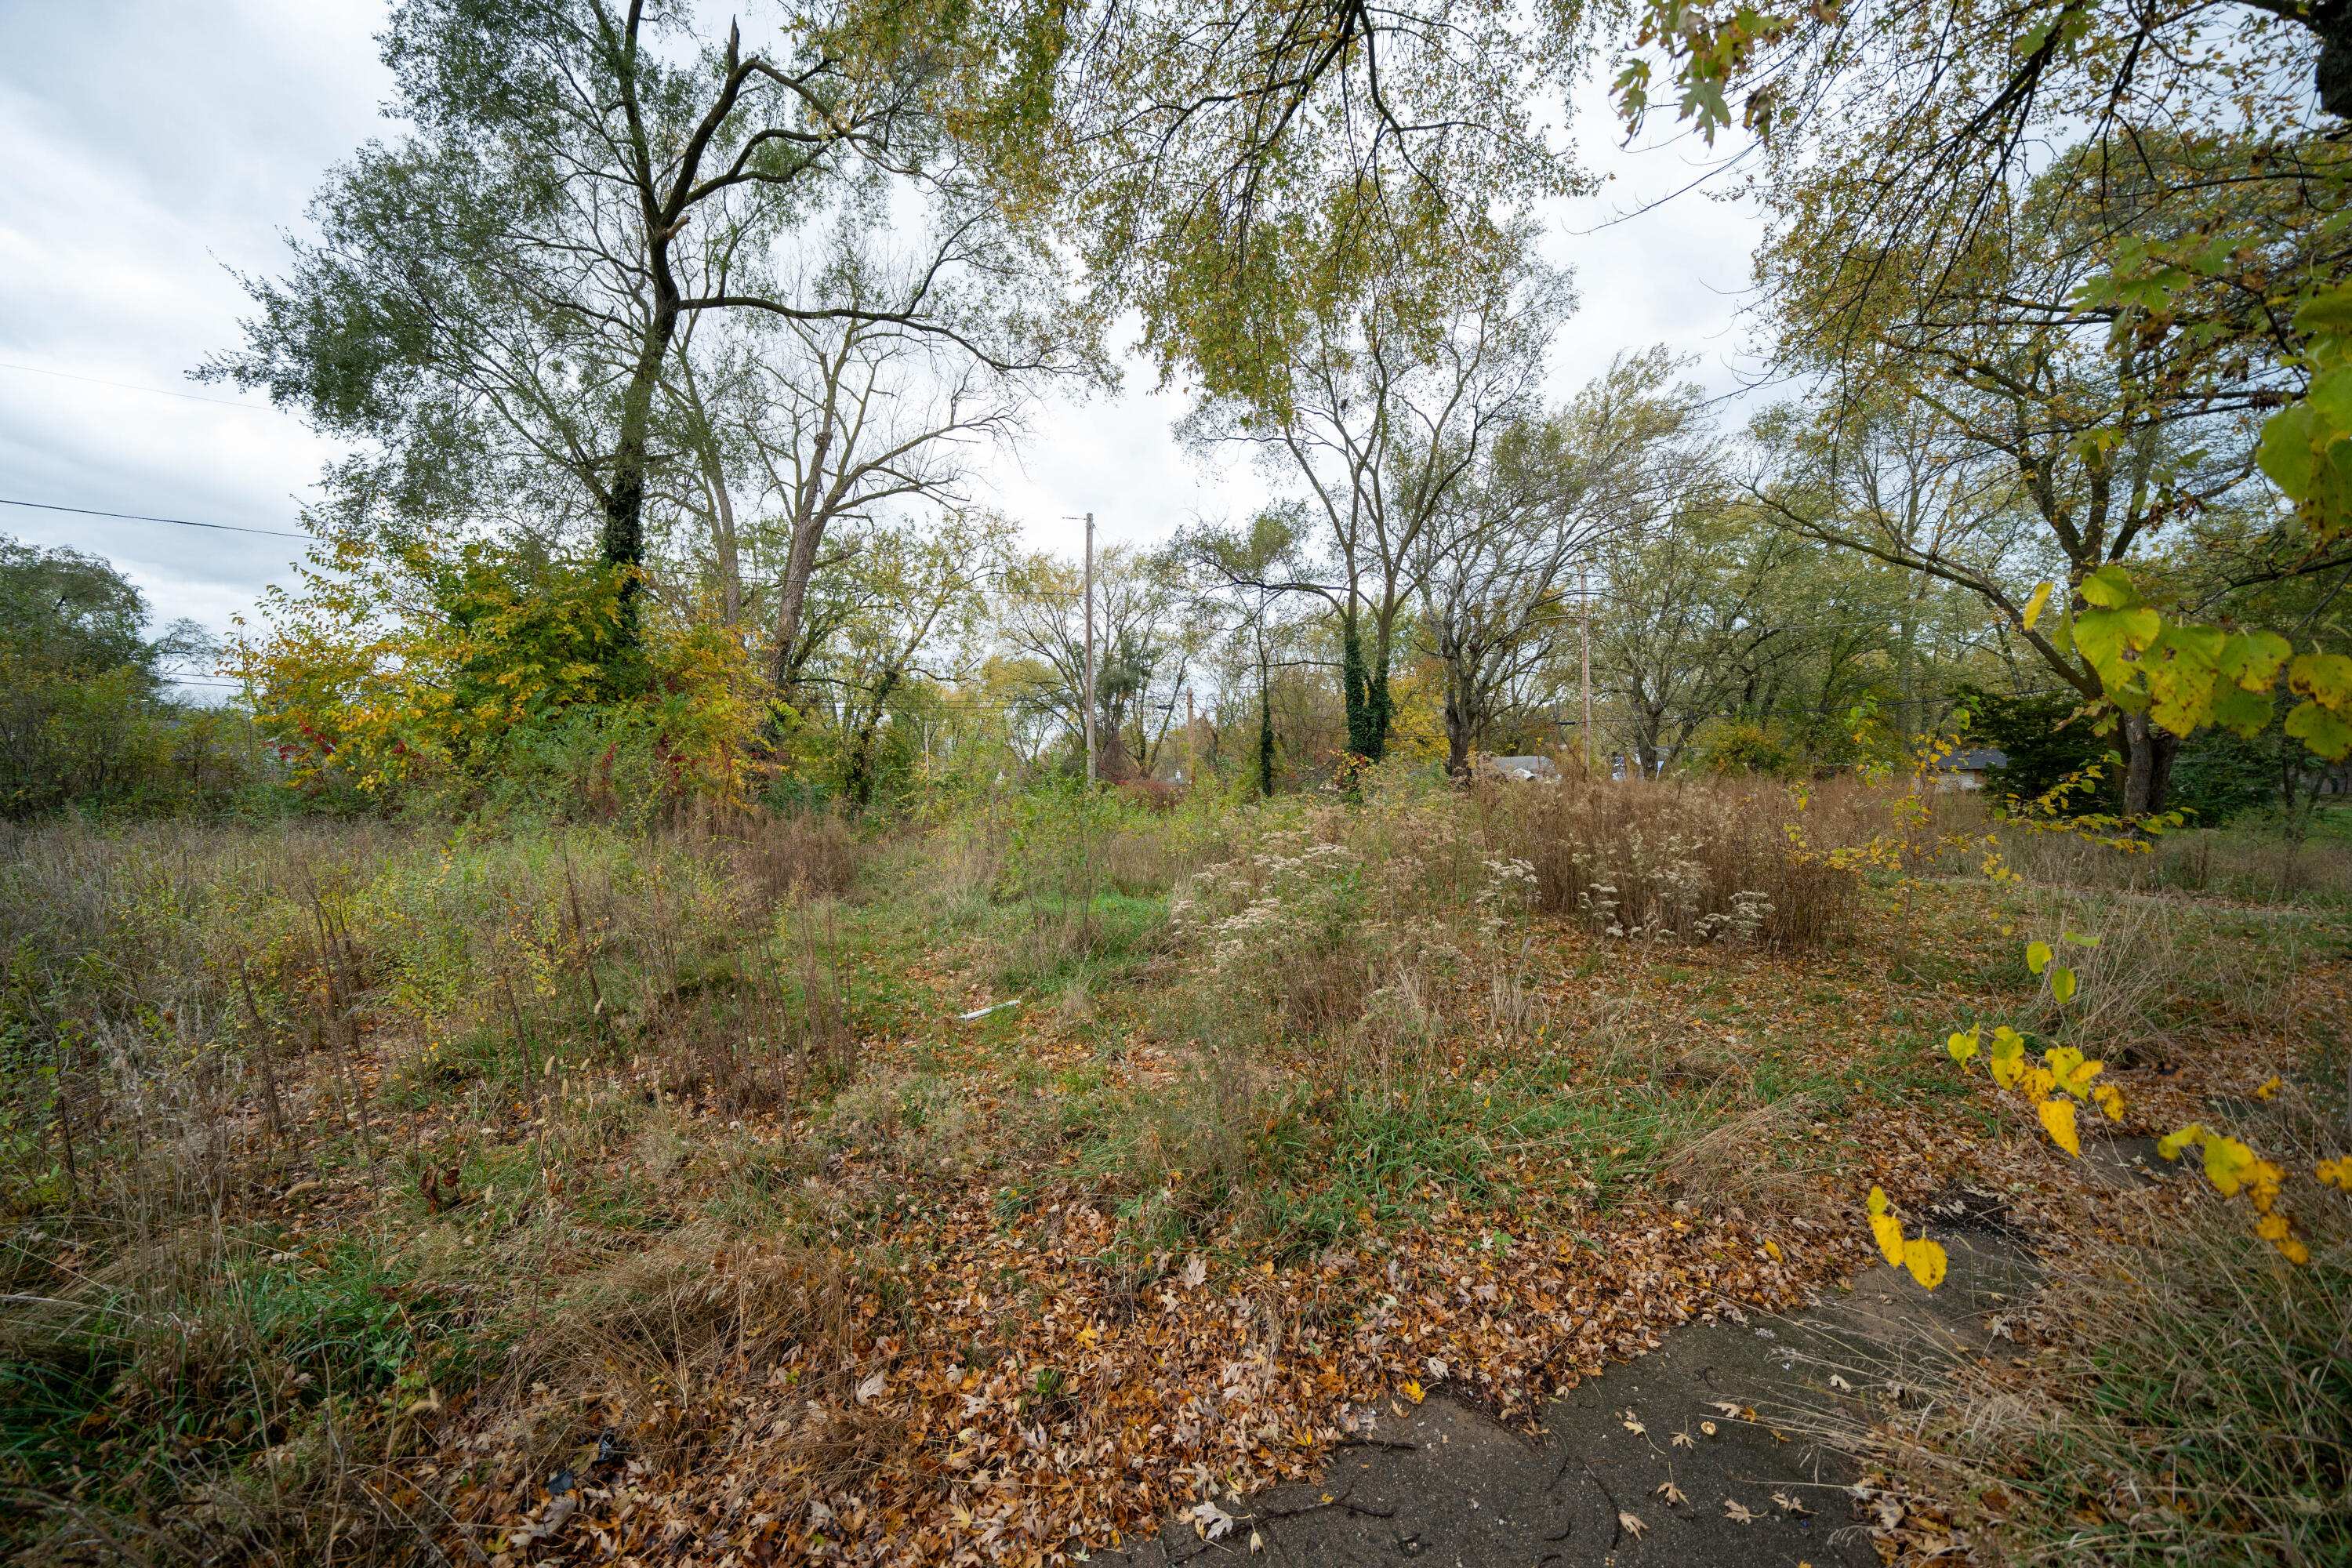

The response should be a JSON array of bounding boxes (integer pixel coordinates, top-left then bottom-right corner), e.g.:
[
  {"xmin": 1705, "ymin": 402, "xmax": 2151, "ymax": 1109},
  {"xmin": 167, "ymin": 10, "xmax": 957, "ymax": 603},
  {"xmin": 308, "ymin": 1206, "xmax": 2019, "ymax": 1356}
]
[
  {"xmin": 2157, "ymin": 1126, "xmax": 2309, "ymax": 1265},
  {"xmin": 1875, "ymin": 931, "xmax": 2347, "ymax": 1284},
  {"xmin": 1866, "ymin": 1186, "xmax": 1947, "ymax": 1288}
]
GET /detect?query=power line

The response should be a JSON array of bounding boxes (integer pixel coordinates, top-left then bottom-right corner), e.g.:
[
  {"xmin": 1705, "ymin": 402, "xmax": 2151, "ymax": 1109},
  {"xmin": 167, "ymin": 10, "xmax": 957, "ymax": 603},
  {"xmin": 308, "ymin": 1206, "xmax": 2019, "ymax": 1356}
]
[
  {"xmin": 0, "ymin": 496, "xmax": 307, "ymax": 539},
  {"xmin": 0, "ymin": 360, "xmax": 281, "ymax": 413}
]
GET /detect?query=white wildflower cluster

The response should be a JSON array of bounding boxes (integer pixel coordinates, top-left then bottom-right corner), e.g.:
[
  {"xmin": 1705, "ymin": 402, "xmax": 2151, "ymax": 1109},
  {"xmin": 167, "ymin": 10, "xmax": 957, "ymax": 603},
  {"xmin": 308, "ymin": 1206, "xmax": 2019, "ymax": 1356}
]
[
  {"xmin": 1474, "ymin": 855, "xmax": 1538, "ymax": 939},
  {"xmin": 1169, "ymin": 833, "xmax": 1366, "ymax": 973},
  {"xmin": 1563, "ymin": 831, "xmax": 1770, "ymax": 943},
  {"xmin": 1695, "ymin": 889, "xmax": 1774, "ymax": 944}
]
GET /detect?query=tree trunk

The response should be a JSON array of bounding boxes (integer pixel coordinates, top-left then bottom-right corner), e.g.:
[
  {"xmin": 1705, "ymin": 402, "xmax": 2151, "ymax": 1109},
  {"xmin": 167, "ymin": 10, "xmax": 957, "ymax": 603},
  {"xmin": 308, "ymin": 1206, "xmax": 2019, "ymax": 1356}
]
[
  {"xmin": 706, "ymin": 456, "xmax": 741, "ymax": 628},
  {"xmin": 1367, "ymin": 648, "xmax": 1392, "ymax": 763},
  {"xmin": 1341, "ymin": 607, "xmax": 1372, "ymax": 759},
  {"xmin": 605, "ymin": 302, "xmax": 679, "ymax": 642},
  {"xmin": 1258, "ymin": 681, "xmax": 1277, "ymax": 797},
  {"xmin": 2318, "ymin": 0, "xmax": 2352, "ymax": 118},
  {"xmin": 768, "ymin": 424, "xmax": 837, "ymax": 711},
  {"xmin": 842, "ymin": 666, "xmax": 902, "ymax": 807},
  {"xmin": 1443, "ymin": 674, "xmax": 1472, "ymax": 777},
  {"xmin": 2121, "ymin": 711, "xmax": 2180, "ymax": 817}
]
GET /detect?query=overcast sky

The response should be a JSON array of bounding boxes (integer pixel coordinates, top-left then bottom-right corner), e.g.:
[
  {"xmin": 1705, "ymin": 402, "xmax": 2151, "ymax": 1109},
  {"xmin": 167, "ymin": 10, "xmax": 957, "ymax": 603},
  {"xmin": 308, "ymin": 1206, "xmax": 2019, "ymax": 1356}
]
[{"xmin": 0, "ymin": 2, "xmax": 1765, "ymax": 693}]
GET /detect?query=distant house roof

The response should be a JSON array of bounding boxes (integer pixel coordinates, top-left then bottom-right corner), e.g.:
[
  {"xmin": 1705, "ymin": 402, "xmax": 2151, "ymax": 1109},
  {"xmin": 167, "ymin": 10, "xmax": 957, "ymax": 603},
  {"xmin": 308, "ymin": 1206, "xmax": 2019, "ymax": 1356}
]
[
  {"xmin": 1482, "ymin": 754, "xmax": 1560, "ymax": 780},
  {"xmin": 1932, "ymin": 748, "xmax": 2009, "ymax": 771}
]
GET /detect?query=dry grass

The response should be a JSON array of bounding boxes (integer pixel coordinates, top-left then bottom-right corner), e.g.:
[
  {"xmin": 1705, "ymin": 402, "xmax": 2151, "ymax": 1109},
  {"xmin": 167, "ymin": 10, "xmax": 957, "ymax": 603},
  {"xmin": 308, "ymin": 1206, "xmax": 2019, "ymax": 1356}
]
[
  {"xmin": 1784, "ymin": 1174, "xmax": 2352, "ymax": 1566},
  {"xmin": 1998, "ymin": 817, "xmax": 2352, "ymax": 904},
  {"xmin": 0, "ymin": 808, "xmax": 876, "ymax": 1565},
  {"xmin": 1475, "ymin": 771, "xmax": 1881, "ymax": 948},
  {"xmin": 3, "ymin": 773, "xmax": 2342, "ymax": 1564}
]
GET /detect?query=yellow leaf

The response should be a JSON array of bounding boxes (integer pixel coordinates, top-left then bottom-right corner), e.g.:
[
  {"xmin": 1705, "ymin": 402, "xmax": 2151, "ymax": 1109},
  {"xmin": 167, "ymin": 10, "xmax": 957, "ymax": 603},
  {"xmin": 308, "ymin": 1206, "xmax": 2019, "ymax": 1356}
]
[
  {"xmin": 2025, "ymin": 941, "xmax": 2052, "ymax": 975},
  {"xmin": 2050, "ymin": 965, "xmax": 2077, "ymax": 1004},
  {"xmin": 1402, "ymin": 1380, "xmax": 1425, "ymax": 1404},
  {"xmin": 1867, "ymin": 1185, "xmax": 1890, "ymax": 1216},
  {"xmin": 1763, "ymin": 1240, "xmax": 1783, "ymax": 1261},
  {"xmin": 2256, "ymin": 1211, "xmax": 2292, "ymax": 1243},
  {"xmin": 2093, "ymin": 1084, "xmax": 2125, "ymax": 1122},
  {"xmin": 1947, "ymin": 1027, "xmax": 1980, "ymax": 1065},
  {"xmin": 1870, "ymin": 1213, "xmax": 1906, "ymax": 1268},
  {"xmin": 2158, "ymin": 1124, "xmax": 2206, "ymax": 1161},
  {"xmin": 2255, "ymin": 1076, "xmax": 2282, "ymax": 1101},
  {"xmin": 2038, "ymin": 1098, "xmax": 2082, "ymax": 1157},
  {"xmin": 2022, "ymin": 581, "xmax": 2053, "ymax": 630},
  {"xmin": 2026, "ymin": 1065, "xmax": 2056, "ymax": 1102},
  {"xmin": 2317, "ymin": 1156, "xmax": 2352, "ymax": 1192},
  {"xmin": 2202, "ymin": 1135, "xmax": 2259, "ymax": 1197},
  {"xmin": 1902, "ymin": 1237, "xmax": 1948, "ymax": 1290}
]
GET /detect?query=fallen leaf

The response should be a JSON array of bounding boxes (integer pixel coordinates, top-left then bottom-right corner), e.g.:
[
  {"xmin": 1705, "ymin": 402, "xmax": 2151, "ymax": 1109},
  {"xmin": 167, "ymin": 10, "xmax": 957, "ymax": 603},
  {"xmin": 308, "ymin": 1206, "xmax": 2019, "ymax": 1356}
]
[
  {"xmin": 1708, "ymin": 1399, "xmax": 1744, "ymax": 1418},
  {"xmin": 1902, "ymin": 1236, "xmax": 1949, "ymax": 1290},
  {"xmin": 1619, "ymin": 1511, "xmax": 1646, "ymax": 1540},
  {"xmin": 1402, "ymin": 1379, "xmax": 1425, "ymax": 1404},
  {"xmin": 1723, "ymin": 1499, "xmax": 1759, "ymax": 1524},
  {"xmin": 1671, "ymin": 1430, "xmax": 1693, "ymax": 1449},
  {"xmin": 1773, "ymin": 1490, "xmax": 1815, "ymax": 1517},
  {"xmin": 1828, "ymin": 1374, "xmax": 1853, "ymax": 1392},
  {"xmin": 1180, "ymin": 1254, "xmax": 1207, "ymax": 1289},
  {"xmin": 1656, "ymin": 1481, "xmax": 1686, "ymax": 1506},
  {"xmin": 855, "ymin": 1370, "xmax": 887, "ymax": 1404},
  {"xmin": 1620, "ymin": 1410, "xmax": 1646, "ymax": 1435},
  {"xmin": 1189, "ymin": 1501, "xmax": 1236, "ymax": 1541}
]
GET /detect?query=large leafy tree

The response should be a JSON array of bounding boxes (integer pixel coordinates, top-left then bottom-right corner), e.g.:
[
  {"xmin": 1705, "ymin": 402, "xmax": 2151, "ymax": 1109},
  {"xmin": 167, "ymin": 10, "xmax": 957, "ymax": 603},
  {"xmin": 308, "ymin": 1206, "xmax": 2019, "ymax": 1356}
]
[
  {"xmin": 1753, "ymin": 139, "xmax": 2350, "ymax": 809},
  {"xmin": 211, "ymin": 0, "xmax": 1055, "ymax": 650},
  {"xmin": 0, "ymin": 539, "xmax": 214, "ymax": 816},
  {"xmin": 978, "ymin": 0, "xmax": 1595, "ymax": 405}
]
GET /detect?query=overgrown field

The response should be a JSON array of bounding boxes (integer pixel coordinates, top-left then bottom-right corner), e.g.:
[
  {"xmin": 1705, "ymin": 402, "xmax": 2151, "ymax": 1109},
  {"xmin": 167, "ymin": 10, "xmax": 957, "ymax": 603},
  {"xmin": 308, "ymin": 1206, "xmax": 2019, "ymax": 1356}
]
[{"xmin": 3, "ymin": 775, "xmax": 2348, "ymax": 1566}]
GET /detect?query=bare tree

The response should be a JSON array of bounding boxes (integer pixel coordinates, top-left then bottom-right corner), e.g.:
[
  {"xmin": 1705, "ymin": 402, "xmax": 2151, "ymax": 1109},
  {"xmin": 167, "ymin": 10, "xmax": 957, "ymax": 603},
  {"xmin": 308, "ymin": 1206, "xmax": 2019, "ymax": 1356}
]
[
  {"xmin": 652, "ymin": 223, "xmax": 1031, "ymax": 713},
  {"xmin": 1181, "ymin": 235, "xmax": 1570, "ymax": 758},
  {"xmin": 1414, "ymin": 349, "xmax": 1704, "ymax": 775},
  {"xmin": 994, "ymin": 546, "xmax": 1209, "ymax": 779}
]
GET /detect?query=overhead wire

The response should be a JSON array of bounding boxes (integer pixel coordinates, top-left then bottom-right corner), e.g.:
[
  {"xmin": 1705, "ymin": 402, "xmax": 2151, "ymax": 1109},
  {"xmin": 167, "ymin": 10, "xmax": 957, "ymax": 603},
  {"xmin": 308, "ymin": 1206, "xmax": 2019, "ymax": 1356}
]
[
  {"xmin": 0, "ymin": 359, "xmax": 281, "ymax": 413},
  {"xmin": 0, "ymin": 495, "xmax": 307, "ymax": 539}
]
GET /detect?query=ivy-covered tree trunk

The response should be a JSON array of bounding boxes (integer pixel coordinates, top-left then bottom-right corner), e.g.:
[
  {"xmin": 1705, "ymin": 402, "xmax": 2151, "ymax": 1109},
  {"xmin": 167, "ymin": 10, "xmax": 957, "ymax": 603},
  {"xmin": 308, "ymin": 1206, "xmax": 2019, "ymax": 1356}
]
[
  {"xmin": 843, "ymin": 668, "xmax": 904, "ymax": 808},
  {"xmin": 1339, "ymin": 607, "xmax": 1393, "ymax": 762},
  {"xmin": 1258, "ymin": 684, "xmax": 1277, "ymax": 797},
  {"xmin": 604, "ymin": 303, "xmax": 677, "ymax": 642}
]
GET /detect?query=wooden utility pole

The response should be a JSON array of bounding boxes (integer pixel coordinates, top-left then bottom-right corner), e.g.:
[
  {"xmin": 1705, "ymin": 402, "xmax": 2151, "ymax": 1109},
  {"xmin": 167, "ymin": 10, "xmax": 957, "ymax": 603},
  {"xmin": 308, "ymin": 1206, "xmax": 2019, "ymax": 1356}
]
[
  {"xmin": 1083, "ymin": 512, "xmax": 1098, "ymax": 786},
  {"xmin": 1185, "ymin": 688, "xmax": 1195, "ymax": 785},
  {"xmin": 1579, "ymin": 568, "xmax": 1593, "ymax": 773}
]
